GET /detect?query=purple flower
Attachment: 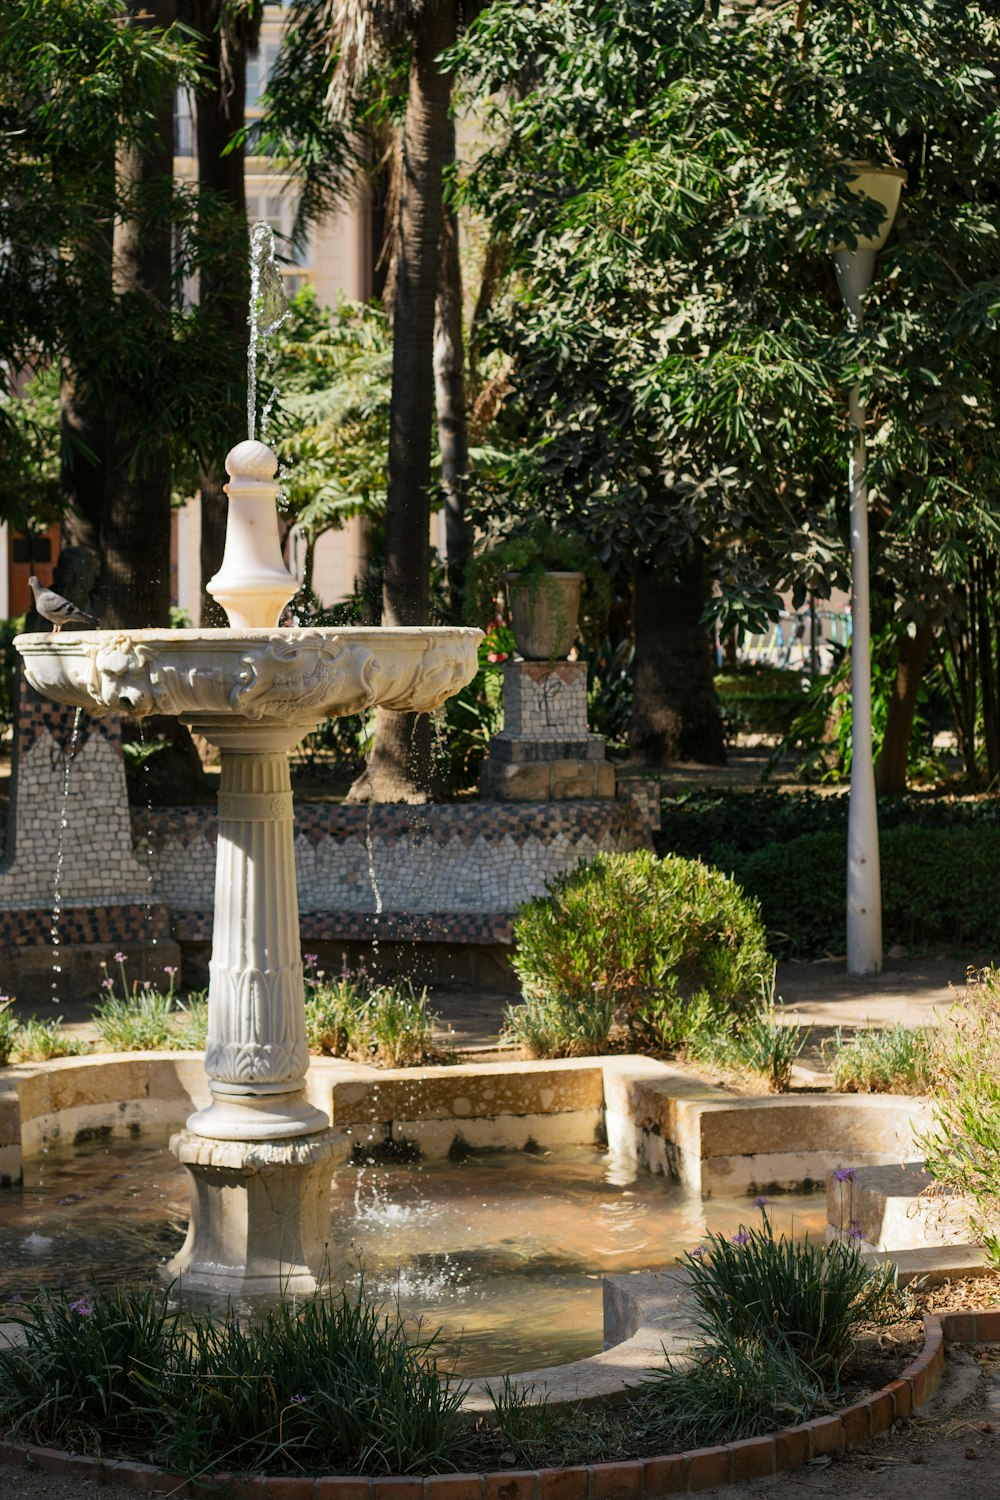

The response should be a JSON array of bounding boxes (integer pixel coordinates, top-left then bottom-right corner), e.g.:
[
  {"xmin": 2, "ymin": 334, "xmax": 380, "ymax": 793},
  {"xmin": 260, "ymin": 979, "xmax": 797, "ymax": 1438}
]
[
  {"xmin": 69, "ymin": 1298, "xmax": 93, "ymax": 1317},
  {"xmin": 289, "ymin": 1393, "xmax": 308, "ymax": 1405},
  {"xmin": 730, "ymin": 1228, "xmax": 752, "ymax": 1248},
  {"xmin": 304, "ymin": 954, "xmax": 318, "ymax": 966},
  {"xmin": 848, "ymin": 1224, "xmax": 864, "ymax": 1242},
  {"xmin": 100, "ymin": 978, "xmax": 114, "ymax": 990},
  {"xmin": 114, "ymin": 952, "xmax": 126, "ymax": 964},
  {"xmin": 752, "ymin": 1195, "xmax": 768, "ymax": 1209},
  {"xmin": 833, "ymin": 1167, "xmax": 857, "ymax": 1183},
  {"xmin": 690, "ymin": 1245, "xmax": 708, "ymax": 1261},
  {"xmin": 164, "ymin": 966, "xmax": 178, "ymax": 977}
]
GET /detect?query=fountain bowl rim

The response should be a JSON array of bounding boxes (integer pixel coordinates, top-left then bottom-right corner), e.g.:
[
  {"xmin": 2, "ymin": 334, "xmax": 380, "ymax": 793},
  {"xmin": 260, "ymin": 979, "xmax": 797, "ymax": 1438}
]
[{"xmin": 14, "ymin": 625, "xmax": 484, "ymax": 649}]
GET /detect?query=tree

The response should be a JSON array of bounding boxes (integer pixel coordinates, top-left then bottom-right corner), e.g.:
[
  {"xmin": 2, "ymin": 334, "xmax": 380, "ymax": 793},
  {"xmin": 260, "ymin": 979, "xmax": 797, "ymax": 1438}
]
[
  {"xmin": 457, "ymin": 0, "xmax": 1000, "ymax": 773},
  {"xmin": 263, "ymin": 0, "xmax": 479, "ymax": 799},
  {"xmin": 270, "ymin": 288, "xmax": 391, "ymax": 599},
  {"xmin": 0, "ymin": 0, "xmax": 195, "ymax": 550}
]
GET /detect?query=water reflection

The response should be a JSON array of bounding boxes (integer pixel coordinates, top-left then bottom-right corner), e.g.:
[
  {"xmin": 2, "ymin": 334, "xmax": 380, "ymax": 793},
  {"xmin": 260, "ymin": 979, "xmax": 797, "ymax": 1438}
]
[{"xmin": 0, "ymin": 1135, "xmax": 826, "ymax": 1374}]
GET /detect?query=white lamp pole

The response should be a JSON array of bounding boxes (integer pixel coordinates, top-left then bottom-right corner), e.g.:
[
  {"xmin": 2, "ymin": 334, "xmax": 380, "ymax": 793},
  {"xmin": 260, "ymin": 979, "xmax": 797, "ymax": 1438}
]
[{"xmin": 831, "ymin": 166, "xmax": 905, "ymax": 977}]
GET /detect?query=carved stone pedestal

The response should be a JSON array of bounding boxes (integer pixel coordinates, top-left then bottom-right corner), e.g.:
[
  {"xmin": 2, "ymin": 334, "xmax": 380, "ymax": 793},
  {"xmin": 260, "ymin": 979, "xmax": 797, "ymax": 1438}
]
[{"xmin": 166, "ymin": 1128, "xmax": 338, "ymax": 1295}]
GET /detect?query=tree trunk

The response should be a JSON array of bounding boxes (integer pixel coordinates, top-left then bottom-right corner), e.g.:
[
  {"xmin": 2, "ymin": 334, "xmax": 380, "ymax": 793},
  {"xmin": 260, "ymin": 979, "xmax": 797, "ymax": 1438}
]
[
  {"xmin": 630, "ymin": 550, "xmax": 725, "ymax": 766},
  {"xmin": 874, "ymin": 618, "xmax": 934, "ymax": 796},
  {"xmin": 60, "ymin": 163, "xmax": 114, "ymax": 562},
  {"xmin": 185, "ymin": 0, "xmax": 257, "ymax": 626},
  {"xmin": 349, "ymin": 0, "xmax": 455, "ymax": 804},
  {"xmin": 101, "ymin": 0, "xmax": 177, "ymax": 628},
  {"xmin": 60, "ymin": 374, "xmax": 107, "ymax": 559},
  {"xmin": 434, "ymin": 116, "xmax": 471, "ymax": 620}
]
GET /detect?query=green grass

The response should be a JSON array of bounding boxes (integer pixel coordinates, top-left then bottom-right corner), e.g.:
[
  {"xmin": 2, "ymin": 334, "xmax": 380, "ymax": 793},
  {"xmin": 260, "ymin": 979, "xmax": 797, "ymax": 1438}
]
[
  {"xmin": 303, "ymin": 967, "xmax": 436, "ymax": 1067},
  {"xmin": 13, "ymin": 1017, "xmax": 89, "ymax": 1062},
  {"xmin": 830, "ymin": 1024, "xmax": 935, "ymax": 1094}
]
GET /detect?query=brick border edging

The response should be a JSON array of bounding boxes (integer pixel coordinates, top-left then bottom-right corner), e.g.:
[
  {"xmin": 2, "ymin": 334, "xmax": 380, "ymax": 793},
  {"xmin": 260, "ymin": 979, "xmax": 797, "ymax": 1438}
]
[{"xmin": 1, "ymin": 1308, "xmax": 996, "ymax": 1497}]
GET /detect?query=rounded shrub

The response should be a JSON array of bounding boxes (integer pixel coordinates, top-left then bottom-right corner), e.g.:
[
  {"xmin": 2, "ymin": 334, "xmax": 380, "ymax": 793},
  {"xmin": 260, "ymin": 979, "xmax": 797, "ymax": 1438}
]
[{"xmin": 507, "ymin": 851, "xmax": 771, "ymax": 1056}]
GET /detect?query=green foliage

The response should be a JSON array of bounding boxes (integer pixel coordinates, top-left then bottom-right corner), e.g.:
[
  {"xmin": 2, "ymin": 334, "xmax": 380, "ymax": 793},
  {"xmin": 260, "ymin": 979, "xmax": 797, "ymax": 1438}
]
[
  {"xmin": 0, "ymin": 1000, "xmax": 20, "ymax": 1068},
  {"xmin": 731, "ymin": 825, "xmax": 1000, "ymax": 959},
  {"xmin": 0, "ymin": 616, "xmax": 25, "ymax": 732},
  {"xmin": 173, "ymin": 992, "xmax": 209, "ymax": 1052},
  {"xmin": 508, "ymin": 852, "xmax": 770, "ymax": 1056},
  {"xmin": 0, "ymin": 1283, "xmax": 469, "ymax": 1476},
  {"xmin": 465, "ymin": 523, "xmax": 611, "ymax": 641},
  {"xmin": 502, "ymin": 986, "xmax": 618, "ymax": 1061},
  {"xmin": 657, "ymin": 791, "xmax": 1000, "ymax": 958},
  {"xmin": 830, "ymin": 1024, "xmax": 935, "ymax": 1096},
  {"xmin": 93, "ymin": 957, "xmax": 192, "ymax": 1052},
  {"xmin": 271, "ymin": 291, "xmax": 392, "ymax": 541},
  {"xmin": 693, "ymin": 977, "xmax": 809, "ymax": 1094},
  {"xmin": 94, "ymin": 991, "xmax": 175, "ymax": 1053},
  {"xmin": 14, "ymin": 1018, "xmax": 89, "ymax": 1064},
  {"xmin": 639, "ymin": 1337, "xmax": 823, "ymax": 1450},
  {"xmin": 683, "ymin": 1208, "xmax": 900, "ymax": 1387},
  {"xmin": 432, "ymin": 630, "xmax": 508, "ymax": 792},
  {"xmin": 455, "ymin": 0, "xmax": 1000, "ymax": 691},
  {"xmin": 921, "ymin": 970, "xmax": 1000, "ymax": 1266},
  {"xmin": 0, "ymin": 1283, "xmax": 182, "ymax": 1455},
  {"xmin": 304, "ymin": 963, "xmax": 436, "ymax": 1068},
  {"xmin": 715, "ymin": 666, "xmax": 809, "ymax": 743},
  {"xmin": 1, "ymin": 0, "xmax": 247, "ymax": 512},
  {"xmin": 586, "ymin": 638, "xmax": 634, "ymax": 755}
]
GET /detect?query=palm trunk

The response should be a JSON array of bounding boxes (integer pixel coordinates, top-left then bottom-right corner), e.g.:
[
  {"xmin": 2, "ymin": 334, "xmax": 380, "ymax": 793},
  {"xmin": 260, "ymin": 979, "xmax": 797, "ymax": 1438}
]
[
  {"xmin": 630, "ymin": 550, "xmax": 725, "ymax": 766},
  {"xmin": 434, "ymin": 117, "xmax": 471, "ymax": 620},
  {"xmin": 349, "ymin": 0, "xmax": 455, "ymax": 804},
  {"xmin": 102, "ymin": 0, "xmax": 177, "ymax": 628},
  {"xmin": 874, "ymin": 618, "xmax": 934, "ymax": 795}
]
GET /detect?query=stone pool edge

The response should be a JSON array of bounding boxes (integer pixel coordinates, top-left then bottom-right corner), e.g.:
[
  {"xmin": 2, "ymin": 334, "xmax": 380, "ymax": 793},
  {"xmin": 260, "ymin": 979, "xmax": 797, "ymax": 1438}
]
[
  {"xmin": 0, "ymin": 1306, "xmax": 983, "ymax": 1496},
  {"xmin": 0, "ymin": 1051, "xmax": 933, "ymax": 1197}
]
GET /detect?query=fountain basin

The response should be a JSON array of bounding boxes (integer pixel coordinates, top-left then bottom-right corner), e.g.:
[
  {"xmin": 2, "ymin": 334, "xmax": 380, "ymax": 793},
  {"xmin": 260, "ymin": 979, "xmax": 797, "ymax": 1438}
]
[{"xmin": 15, "ymin": 626, "xmax": 482, "ymax": 728}]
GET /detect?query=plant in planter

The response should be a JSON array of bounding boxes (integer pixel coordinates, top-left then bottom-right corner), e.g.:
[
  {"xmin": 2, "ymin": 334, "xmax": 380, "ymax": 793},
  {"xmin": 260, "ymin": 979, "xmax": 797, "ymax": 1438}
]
[{"xmin": 467, "ymin": 524, "xmax": 610, "ymax": 660}]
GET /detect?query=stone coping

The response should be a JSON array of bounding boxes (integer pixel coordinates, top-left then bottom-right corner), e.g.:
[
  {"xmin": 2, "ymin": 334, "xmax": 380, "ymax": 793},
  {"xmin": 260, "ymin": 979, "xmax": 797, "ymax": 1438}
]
[{"xmin": 1, "ymin": 1308, "xmax": 993, "ymax": 1494}]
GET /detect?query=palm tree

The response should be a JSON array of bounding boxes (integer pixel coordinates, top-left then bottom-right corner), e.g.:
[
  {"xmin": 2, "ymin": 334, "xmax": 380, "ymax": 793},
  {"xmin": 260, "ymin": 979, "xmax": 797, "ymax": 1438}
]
[{"xmin": 276, "ymin": 0, "xmax": 471, "ymax": 800}]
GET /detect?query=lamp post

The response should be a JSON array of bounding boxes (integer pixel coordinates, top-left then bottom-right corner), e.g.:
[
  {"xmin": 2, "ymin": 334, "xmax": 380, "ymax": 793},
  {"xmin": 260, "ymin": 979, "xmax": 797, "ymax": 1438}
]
[{"xmin": 831, "ymin": 165, "xmax": 905, "ymax": 977}]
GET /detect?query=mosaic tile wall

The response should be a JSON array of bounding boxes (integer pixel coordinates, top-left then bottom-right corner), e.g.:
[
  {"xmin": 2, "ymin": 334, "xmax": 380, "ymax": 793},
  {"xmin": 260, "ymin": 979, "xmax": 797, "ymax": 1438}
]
[
  {"xmin": 141, "ymin": 796, "xmax": 654, "ymax": 929},
  {"xmin": 0, "ymin": 688, "xmax": 152, "ymax": 909},
  {"xmin": 1, "ymin": 686, "xmax": 657, "ymax": 959}
]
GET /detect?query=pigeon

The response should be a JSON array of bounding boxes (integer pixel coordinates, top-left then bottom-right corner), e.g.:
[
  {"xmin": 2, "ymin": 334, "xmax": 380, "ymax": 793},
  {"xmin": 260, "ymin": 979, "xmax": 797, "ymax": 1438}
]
[{"xmin": 28, "ymin": 575, "xmax": 101, "ymax": 633}]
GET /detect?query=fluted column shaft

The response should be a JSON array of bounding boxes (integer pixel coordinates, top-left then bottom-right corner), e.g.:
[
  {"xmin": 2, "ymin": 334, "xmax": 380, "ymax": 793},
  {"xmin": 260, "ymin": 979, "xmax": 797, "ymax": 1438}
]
[{"xmin": 185, "ymin": 730, "xmax": 329, "ymax": 1142}]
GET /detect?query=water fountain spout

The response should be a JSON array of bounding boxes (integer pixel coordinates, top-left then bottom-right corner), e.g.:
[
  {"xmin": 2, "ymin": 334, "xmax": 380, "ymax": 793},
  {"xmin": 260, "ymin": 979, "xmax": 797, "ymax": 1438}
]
[{"xmin": 206, "ymin": 440, "xmax": 297, "ymax": 630}]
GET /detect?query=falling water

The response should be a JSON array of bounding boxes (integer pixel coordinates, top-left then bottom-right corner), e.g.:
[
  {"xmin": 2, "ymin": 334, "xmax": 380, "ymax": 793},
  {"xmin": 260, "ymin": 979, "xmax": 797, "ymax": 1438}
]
[
  {"xmin": 138, "ymin": 721, "xmax": 158, "ymax": 964},
  {"xmin": 246, "ymin": 221, "xmax": 289, "ymax": 443},
  {"xmin": 360, "ymin": 709, "xmax": 383, "ymax": 965},
  {"xmin": 50, "ymin": 709, "xmax": 83, "ymax": 1002}
]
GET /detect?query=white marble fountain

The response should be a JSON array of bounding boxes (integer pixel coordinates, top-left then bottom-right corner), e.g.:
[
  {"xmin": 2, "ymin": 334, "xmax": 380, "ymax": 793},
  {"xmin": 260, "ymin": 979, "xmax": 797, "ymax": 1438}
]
[{"xmin": 15, "ymin": 439, "xmax": 481, "ymax": 1294}]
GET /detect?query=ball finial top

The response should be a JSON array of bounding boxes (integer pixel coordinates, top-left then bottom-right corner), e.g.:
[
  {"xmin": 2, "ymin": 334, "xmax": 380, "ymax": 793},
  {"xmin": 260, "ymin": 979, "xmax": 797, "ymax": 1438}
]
[{"xmin": 225, "ymin": 440, "xmax": 279, "ymax": 482}]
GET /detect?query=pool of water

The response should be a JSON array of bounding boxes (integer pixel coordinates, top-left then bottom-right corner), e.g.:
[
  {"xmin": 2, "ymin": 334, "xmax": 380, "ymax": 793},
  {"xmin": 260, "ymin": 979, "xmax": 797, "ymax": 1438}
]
[{"xmin": 0, "ymin": 1136, "xmax": 826, "ymax": 1374}]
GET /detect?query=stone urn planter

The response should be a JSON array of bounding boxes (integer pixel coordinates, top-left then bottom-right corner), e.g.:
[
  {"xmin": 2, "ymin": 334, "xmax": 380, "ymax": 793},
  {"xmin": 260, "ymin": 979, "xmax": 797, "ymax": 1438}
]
[{"xmin": 505, "ymin": 570, "xmax": 583, "ymax": 660}]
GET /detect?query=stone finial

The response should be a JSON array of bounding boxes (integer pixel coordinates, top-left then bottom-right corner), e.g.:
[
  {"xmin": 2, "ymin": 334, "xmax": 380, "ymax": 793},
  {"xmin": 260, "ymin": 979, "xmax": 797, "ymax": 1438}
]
[{"xmin": 225, "ymin": 440, "xmax": 279, "ymax": 483}]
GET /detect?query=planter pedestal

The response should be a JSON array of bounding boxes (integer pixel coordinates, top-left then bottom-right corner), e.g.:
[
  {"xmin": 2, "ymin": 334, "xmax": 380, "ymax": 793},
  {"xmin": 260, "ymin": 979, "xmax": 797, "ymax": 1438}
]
[{"xmin": 481, "ymin": 660, "xmax": 615, "ymax": 801}]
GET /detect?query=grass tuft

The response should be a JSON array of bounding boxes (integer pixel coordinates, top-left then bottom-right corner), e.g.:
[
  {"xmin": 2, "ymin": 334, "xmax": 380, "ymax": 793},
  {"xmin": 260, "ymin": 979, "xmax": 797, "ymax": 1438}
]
[{"xmin": 830, "ymin": 1023, "xmax": 935, "ymax": 1094}]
